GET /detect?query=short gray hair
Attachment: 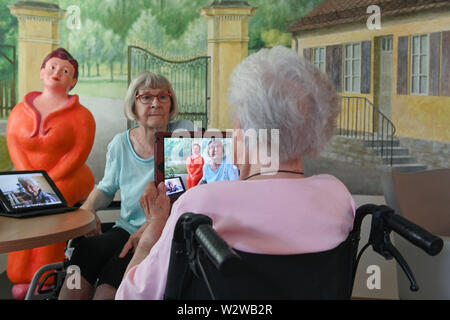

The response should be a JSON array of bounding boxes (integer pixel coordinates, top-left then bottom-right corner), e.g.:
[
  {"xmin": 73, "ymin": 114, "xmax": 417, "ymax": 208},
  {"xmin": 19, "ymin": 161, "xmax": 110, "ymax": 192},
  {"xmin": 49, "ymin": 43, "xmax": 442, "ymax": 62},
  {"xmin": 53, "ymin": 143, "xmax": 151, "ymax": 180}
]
[
  {"xmin": 18, "ymin": 177, "xmax": 38, "ymax": 187},
  {"xmin": 227, "ymin": 45, "xmax": 340, "ymax": 161},
  {"xmin": 124, "ymin": 71, "xmax": 178, "ymax": 121}
]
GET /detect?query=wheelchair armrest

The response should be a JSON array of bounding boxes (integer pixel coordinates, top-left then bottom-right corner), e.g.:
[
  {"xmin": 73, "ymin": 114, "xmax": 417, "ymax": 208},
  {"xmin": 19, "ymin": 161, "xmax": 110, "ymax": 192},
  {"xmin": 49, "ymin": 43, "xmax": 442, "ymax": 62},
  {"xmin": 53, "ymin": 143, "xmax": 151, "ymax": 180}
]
[
  {"xmin": 195, "ymin": 223, "xmax": 241, "ymax": 275},
  {"xmin": 176, "ymin": 213, "xmax": 241, "ymax": 275}
]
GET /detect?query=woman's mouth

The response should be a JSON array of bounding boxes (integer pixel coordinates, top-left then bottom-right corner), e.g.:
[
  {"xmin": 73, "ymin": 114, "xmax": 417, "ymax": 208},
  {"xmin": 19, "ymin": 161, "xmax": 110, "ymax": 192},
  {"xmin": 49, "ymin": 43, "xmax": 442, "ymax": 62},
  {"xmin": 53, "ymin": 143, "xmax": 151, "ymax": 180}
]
[{"xmin": 52, "ymin": 77, "xmax": 60, "ymax": 81}]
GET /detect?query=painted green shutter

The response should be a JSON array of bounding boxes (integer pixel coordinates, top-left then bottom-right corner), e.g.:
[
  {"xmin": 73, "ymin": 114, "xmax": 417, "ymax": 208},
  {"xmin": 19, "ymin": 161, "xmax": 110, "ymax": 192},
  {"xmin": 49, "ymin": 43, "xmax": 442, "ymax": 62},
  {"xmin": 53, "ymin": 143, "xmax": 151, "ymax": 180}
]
[
  {"xmin": 397, "ymin": 36, "xmax": 408, "ymax": 95},
  {"xmin": 429, "ymin": 32, "xmax": 441, "ymax": 96},
  {"xmin": 326, "ymin": 45, "xmax": 342, "ymax": 92},
  {"xmin": 441, "ymin": 31, "xmax": 450, "ymax": 96},
  {"xmin": 361, "ymin": 41, "xmax": 371, "ymax": 94},
  {"xmin": 303, "ymin": 48, "xmax": 311, "ymax": 62}
]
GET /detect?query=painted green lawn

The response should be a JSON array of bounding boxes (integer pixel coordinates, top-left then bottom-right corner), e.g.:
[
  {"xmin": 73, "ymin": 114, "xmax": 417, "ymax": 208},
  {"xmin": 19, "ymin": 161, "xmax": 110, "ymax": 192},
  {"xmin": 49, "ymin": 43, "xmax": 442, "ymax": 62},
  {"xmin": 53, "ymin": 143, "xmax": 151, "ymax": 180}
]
[{"xmin": 0, "ymin": 136, "xmax": 13, "ymax": 171}]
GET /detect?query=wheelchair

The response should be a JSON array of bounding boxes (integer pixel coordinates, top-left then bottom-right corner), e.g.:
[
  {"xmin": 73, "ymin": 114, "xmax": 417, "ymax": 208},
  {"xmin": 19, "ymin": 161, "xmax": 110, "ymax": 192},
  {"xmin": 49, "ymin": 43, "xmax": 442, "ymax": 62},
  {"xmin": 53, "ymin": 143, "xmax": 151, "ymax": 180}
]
[
  {"xmin": 164, "ymin": 204, "xmax": 443, "ymax": 300},
  {"xmin": 25, "ymin": 204, "xmax": 443, "ymax": 300},
  {"xmin": 24, "ymin": 201, "xmax": 122, "ymax": 300}
]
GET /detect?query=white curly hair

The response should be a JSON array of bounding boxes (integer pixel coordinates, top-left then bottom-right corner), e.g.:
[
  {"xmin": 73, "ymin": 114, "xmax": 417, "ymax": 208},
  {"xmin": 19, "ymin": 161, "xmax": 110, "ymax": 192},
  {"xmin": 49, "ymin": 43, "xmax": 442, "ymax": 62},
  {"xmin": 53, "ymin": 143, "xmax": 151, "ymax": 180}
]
[{"xmin": 227, "ymin": 45, "xmax": 340, "ymax": 162}]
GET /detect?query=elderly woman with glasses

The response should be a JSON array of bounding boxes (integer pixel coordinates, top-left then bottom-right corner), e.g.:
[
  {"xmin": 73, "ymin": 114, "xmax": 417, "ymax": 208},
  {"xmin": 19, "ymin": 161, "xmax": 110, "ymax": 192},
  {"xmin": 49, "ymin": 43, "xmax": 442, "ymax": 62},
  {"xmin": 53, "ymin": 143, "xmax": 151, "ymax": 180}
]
[
  {"xmin": 201, "ymin": 138, "xmax": 239, "ymax": 184},
  {"xmin": 116, "ymin": 46, "xmax": 356, "ymax": 300},
  {"xmin": 58, "ymin": 71, "xmax": 192, "ymax": 300}
]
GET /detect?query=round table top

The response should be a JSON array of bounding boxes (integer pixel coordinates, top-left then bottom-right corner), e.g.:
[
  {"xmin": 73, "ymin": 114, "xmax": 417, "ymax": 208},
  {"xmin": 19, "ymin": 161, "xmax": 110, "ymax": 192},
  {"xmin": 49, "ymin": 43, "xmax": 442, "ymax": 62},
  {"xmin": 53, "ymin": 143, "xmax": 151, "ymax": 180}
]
[{"xmin": 0, "ymin": 209, "xmax": 95, "ymax": 253}]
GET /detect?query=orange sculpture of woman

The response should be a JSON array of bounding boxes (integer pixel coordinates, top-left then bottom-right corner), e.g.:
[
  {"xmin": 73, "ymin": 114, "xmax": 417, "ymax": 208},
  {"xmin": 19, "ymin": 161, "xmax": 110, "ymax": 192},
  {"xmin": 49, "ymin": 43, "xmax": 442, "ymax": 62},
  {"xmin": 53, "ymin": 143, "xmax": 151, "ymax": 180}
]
[
  {"xmin": 6, "ymin": 48, "xmax": 95, "ymax": 299},
  {"xmin": 185, "ymin": 143, "xmax": 204, "ymax": 189}
]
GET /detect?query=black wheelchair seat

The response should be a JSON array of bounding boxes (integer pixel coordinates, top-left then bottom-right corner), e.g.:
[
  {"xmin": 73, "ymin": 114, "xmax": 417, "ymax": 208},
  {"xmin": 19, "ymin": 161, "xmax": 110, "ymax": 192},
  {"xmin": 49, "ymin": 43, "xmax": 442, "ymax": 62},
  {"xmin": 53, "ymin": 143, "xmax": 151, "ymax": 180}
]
[
  {"xmin": 167, "ymin": 236, "xmax": 357, "ymax": 300},
  {"xmin": 164, "ymin": 206, "xmax": 443, "ymax": 300}
]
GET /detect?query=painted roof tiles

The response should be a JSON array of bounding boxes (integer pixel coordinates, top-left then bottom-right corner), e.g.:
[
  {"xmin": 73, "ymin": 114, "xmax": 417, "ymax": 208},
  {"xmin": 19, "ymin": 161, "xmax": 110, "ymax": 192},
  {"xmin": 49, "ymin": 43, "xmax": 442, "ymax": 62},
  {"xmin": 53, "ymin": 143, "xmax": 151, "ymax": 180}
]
[{"xmin": 288, "ymin": 0, "xmax": 450, "ymax": 33}]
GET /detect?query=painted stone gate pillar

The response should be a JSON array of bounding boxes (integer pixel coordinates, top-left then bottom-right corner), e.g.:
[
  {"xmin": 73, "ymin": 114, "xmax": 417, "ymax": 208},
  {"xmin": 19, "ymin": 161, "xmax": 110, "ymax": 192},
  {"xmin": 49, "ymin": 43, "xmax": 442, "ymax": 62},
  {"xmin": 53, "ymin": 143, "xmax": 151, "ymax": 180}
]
[
  {"xmin": 201, "ymin": 0, "xmax": 256, "ymax": 130},
  {"xmin": 8, "ymin": 1, "xmax": 66, "ymax": 100}
]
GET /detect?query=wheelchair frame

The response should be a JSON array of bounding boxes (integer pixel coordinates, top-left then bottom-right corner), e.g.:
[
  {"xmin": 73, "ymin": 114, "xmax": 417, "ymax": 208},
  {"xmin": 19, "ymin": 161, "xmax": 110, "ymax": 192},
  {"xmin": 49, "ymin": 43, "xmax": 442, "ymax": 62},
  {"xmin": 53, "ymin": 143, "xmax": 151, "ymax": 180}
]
[
  {"xmin": 165, "ymin": 204, "xmax": 443, "ymax": 300},
  {"xmin": 25, "ymin": 203, "xmax": 443, "ymax": 300}
]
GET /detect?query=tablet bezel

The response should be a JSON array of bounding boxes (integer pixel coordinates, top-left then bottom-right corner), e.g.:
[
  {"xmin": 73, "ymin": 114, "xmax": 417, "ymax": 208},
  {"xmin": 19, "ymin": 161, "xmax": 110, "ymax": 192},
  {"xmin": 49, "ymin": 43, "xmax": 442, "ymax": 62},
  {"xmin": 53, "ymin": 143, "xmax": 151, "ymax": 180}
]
[
  {"xmin": 0, "ymin": 170, "xmax": 69, "ymax": 214},
  {"xmin": 154, "ymin": 131, "xmax": 232, "ymax": 201}
]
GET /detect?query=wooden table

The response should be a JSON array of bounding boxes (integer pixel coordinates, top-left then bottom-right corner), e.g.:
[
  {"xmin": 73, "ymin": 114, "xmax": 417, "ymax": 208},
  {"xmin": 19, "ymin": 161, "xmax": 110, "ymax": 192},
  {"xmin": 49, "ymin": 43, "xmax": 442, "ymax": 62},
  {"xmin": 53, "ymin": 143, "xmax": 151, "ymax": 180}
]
[{"xmin": 0, "ymin": 209, "xmax": 95, "ymax": 253}]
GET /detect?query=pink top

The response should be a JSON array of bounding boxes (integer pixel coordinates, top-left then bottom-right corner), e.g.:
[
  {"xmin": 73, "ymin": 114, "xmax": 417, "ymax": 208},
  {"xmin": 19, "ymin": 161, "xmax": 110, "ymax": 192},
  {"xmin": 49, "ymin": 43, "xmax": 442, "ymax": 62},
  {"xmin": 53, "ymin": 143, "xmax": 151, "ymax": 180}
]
[{"xmin": 115, "ymin": 174, "xmax": 356, "ymax": 300}]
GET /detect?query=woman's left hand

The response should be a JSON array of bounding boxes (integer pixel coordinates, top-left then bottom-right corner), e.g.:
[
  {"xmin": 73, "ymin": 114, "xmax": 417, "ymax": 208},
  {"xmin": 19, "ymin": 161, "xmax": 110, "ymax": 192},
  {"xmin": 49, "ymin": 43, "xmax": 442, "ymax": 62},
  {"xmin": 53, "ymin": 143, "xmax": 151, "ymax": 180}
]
[
  {"xmin": 119, "ymin": 223, "xmax": 147, "ymax": 258},
  {"xmin": 120, "ymin": 181, "xmax": 170, "ymax": 260},
  {"xmin": 139, "ymin": 181, "xmax": 170, "ymax": 222}
]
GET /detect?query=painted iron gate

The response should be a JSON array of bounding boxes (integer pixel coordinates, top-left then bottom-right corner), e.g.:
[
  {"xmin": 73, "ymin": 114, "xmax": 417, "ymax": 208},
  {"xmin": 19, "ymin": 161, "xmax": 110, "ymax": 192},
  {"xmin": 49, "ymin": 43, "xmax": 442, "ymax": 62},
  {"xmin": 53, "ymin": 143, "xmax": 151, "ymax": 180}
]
[
  {"xmin": 128, "ymin": 45, "xmax": 210, "ymax": 130},
  {"xmin": 0, "ymin": 45, "xmax": 16, "ymax": 118}
]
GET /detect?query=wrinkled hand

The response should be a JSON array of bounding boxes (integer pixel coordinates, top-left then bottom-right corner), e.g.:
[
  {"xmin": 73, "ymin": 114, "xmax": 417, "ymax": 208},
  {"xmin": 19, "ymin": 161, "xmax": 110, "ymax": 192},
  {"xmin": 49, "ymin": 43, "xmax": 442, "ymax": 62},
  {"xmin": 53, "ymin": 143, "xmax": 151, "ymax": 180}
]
[
  {"xmin": 139, "ymin": 181, "xmax": 170, "ymax": 222},
  {"xmin": 136, "ymin": 181, "xmax": 171, "ymax": 252},
  {"xmin": 85, "ymin": 210, "xmax": 101, "ymax": 237}
]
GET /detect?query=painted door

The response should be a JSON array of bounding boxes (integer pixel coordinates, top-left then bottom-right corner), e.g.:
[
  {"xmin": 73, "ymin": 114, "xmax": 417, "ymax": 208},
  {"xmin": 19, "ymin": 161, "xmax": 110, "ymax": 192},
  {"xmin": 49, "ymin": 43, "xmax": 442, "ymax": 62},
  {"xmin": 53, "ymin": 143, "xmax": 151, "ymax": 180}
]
[{"xmin": 379, "ymin": 36, "xmax": 393, "ymax": 119}]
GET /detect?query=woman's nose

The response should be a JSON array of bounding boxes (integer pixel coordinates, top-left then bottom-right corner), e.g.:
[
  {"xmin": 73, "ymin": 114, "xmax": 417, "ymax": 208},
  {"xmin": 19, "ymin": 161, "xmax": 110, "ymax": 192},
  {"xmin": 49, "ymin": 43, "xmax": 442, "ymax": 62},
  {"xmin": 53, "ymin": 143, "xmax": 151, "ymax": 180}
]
[{"xmin": 151, "ymin": 98, "xmax": 161, "ymax": 109}]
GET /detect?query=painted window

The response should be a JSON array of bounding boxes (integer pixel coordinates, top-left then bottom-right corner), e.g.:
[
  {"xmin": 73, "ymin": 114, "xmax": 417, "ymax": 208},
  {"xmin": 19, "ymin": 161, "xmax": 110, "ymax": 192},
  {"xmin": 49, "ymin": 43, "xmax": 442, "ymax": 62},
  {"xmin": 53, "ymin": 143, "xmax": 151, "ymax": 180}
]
[
  {"xmin": 344, "ymin": 43, "xmax": 361, "ymax": 93},
  {"xmin": 410, "ymin": 34, "xmax": 428, "ymax": 95},
  {"xmin": 381, "ymin": 37, "xmax": 393, "ymax": 52},
  {"xmin": 313, "ymin": 47, "xmax": 325, "ymax": 72}
]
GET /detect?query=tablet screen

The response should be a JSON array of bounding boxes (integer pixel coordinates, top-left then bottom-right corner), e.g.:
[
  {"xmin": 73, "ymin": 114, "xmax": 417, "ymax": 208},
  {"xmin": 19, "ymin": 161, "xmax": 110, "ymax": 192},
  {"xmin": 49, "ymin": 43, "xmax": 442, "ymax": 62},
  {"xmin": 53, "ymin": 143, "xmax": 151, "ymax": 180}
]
[
  {"xmin": 0, "ymin": 172, "xmax": 62, "ymax": 211},
  {"xmin": 165, "ymin": 177, "xmax": 185, "ymax": 196},
  {"xmin": 161, "ymin": 135, "xmax": 239, "ymax": 195}
]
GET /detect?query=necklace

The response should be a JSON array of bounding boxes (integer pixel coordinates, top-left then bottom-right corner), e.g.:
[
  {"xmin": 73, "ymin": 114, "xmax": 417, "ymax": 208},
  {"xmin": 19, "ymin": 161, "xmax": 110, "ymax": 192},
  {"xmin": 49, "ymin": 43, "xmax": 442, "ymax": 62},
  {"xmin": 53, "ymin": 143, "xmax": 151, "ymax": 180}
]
[{"xmin": 244, "ymin": 170, "xmax": 305, "ymax": 181}]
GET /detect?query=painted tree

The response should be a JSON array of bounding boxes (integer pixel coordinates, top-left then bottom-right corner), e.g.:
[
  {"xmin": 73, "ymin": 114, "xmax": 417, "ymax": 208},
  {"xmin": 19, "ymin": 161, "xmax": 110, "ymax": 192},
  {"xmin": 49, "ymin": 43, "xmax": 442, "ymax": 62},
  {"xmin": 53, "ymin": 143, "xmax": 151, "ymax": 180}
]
[
  {"xmin": 0, "ymin": 0, "xmax": 17, "ymax": 79},
  {"xmin": 0, "ymin": 0, "xmax": 17, "ymax": 45},
  {"xmin": 154, "ymin": 0, "xmax": 209, "ymax": 40},
  {"xmin": 128, "ymin": 8, "xmax": 207, "ymax": 57},
  {"xmin": 67, "ymin": 28, "xmax": 90, "ymax": 77},
  {"xmin": 103, "ymin": 29, "xmax": 122, "ymax": 82},
  {"xmin": 86, "ymin": 20, "xmax": 107, "ymax": 77},
  {"xmin": 166, "ymin": 17, "xmax": 207, "ymax": 56},
  {"xmin": 248, "ymin": 0, "xmax": 322, "ymax": 50},
  {"xmin": 97, "ymin": 0, "xmax": 146, "ymax": 74},
  {"xmin": 127, "ymin": 8, "xmax": 168, "ymax": 51}
]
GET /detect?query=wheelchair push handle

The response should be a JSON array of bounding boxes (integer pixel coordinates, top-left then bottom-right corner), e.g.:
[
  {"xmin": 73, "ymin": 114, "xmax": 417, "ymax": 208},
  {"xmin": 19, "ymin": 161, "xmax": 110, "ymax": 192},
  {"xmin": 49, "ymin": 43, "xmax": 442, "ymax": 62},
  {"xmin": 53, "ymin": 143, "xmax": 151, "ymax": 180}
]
[
  {"xmin": 195, "ymin": 224, "xmax": 241, "ymax": 274},
  {"xmin": 383, "ymin": 208, "xmax": 443, "ymax": 256}
]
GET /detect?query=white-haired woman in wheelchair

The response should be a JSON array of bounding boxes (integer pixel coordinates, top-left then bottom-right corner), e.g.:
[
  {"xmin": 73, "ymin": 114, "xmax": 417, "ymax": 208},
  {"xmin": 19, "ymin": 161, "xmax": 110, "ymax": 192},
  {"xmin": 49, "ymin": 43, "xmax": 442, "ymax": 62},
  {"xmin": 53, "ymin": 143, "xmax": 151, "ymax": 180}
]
[
  {"xmin": 115, "ymin": 46, "xmax": 356, "ymax": 300},
  {"xmin": 57, "ymin": 71, "xmax": 192, "ymax": 300}
]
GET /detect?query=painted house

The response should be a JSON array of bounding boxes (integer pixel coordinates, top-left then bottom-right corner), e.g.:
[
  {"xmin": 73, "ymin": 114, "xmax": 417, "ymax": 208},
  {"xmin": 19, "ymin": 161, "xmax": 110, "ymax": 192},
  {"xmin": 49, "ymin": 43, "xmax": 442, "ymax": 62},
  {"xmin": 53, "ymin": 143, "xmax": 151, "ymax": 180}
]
[{"xmin": 289, "ymin": 0, "xmax": 450, "ymax": 169}]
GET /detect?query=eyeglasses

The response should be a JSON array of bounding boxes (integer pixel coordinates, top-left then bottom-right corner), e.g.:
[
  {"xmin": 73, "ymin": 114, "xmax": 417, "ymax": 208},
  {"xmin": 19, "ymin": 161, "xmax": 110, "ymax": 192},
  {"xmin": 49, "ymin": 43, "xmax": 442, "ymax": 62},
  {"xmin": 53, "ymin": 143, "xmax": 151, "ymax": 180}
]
[{"xmin": 136, "ymin": 92, "xmax": 172, "ymax": 104}]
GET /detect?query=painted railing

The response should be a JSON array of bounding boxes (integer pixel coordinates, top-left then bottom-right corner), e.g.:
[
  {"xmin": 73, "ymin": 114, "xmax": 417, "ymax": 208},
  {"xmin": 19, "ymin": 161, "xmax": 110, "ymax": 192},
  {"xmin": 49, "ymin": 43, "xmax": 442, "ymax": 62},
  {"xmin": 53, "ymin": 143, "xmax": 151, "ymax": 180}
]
[{"xmin": 337, "ymin": 96, "xmax": 396, "ymax": 166}]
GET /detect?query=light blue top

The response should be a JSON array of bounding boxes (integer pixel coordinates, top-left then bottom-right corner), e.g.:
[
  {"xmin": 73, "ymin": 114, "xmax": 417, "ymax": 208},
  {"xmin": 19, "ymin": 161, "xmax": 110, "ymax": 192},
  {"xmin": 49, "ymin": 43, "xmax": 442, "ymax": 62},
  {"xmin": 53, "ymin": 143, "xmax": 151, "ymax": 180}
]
[
  {"xmin": 97, "ymin": 120, "xmax": 193, "ymax": 234},
  {"xmin": 202, "ymin": 157, "xmax": 239, "ymax": 184}
]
